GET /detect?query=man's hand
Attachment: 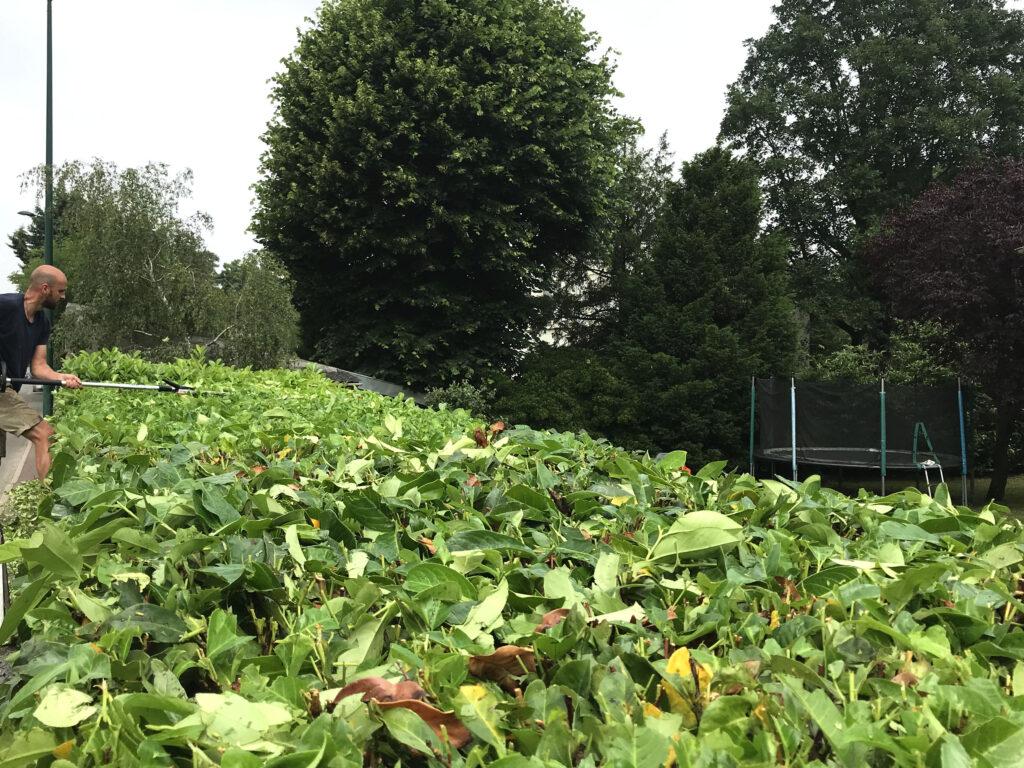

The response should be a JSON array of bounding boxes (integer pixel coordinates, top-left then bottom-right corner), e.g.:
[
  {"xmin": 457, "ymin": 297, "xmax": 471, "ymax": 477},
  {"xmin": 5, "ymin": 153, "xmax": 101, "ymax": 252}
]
[{"xmin": 59, "ymin": 374, "xmax": 83, "ymax": 389}]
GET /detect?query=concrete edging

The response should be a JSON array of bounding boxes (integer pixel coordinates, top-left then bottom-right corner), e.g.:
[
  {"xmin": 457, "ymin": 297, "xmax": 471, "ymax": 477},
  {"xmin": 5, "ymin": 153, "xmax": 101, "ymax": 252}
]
[{"xmin": 0, "ymin": 390, "xmax": 44, "ymax": 624}]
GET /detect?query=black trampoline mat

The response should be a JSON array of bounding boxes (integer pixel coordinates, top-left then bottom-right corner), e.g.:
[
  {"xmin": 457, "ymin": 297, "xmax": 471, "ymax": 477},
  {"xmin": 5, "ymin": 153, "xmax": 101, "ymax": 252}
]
[{"xmin": 755, "ymin": 446, "xmax": 961, "ymax": 470}]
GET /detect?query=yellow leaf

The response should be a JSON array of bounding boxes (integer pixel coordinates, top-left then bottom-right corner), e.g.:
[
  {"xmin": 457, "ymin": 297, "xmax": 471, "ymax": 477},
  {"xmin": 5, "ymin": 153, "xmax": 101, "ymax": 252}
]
[
  {"xmin": 458, "ymin": 684, "xmax": 505, "ymax": 751},
  {"xmin": 53, "ymin": 740, "xmax": 74, "ymax": 759},
  {"xmin": 769, "ymin": 610, "xmax": 780, "ymax": 630},
  {"xmin": 664, "ymin": 745, "xmax": 677, "ymax": 768},
  {"xmin": 666, "ymin": 647, "xmax": 691, "ymax": 677},
  {"xmin": 697, "ymin": 662, "xmax": 713, "ymax": 702},
  {"xmin": 460, "ymin": 684, "xmax": 488, "ymax": 702},
  {"xmin": 643, "ymin": 702, "xmax": 662, "ymax": 718},
  {"xmin": 277, "ymin": 447, "xmax": 292, "ymax": 459},
  {"xmin": 610, "ymin": 496, "xmax": 631, "ymax": 507},
  {"xmin": 752, "ymin": 701, "xmax": 769, "ymax": 725},
  {"xmin": 662, "ymin": 682, "xmax": 697, "ymax": 727},
  {"xmin": 310, "ymin": 518, "xmax": 320, "ymax": 529}
]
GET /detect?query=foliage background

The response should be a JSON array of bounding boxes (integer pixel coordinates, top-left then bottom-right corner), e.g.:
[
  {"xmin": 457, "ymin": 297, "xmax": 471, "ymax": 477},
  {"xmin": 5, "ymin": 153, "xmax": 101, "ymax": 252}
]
[
  {"xmin": 253, "ymin": 0, "xmax": 634, "ymax": 389},
  {"xmin": 6, "ymin": 0, "xmax": 1024, "ymax": 493}
]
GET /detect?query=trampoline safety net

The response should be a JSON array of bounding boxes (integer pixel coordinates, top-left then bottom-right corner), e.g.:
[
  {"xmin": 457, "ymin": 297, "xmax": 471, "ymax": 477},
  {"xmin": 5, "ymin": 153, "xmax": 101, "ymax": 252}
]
[{"xmin": 753, "ymin": 378, "xmax": 965, "ymax": 471}]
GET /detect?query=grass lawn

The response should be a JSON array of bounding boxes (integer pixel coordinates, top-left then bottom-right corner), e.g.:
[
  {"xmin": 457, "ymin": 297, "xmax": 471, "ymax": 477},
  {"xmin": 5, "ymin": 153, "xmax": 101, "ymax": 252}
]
[{"xmin": 967, "ymin": 474, "xmax": 1024, "ymax": 515}]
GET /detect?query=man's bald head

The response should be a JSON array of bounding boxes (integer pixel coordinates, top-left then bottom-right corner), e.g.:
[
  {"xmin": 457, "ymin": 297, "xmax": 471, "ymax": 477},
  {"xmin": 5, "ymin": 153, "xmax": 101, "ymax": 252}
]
[
  {"xmin": 29, "ymin": 265, "xmax": 66, "ymax": 289},
  {"xmin": 27, "ymin": 265, "xmax": 68, "ymax": 309}
]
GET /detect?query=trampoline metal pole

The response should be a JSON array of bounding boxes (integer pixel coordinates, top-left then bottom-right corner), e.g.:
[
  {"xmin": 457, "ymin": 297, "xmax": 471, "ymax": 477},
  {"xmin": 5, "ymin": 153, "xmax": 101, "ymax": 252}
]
[
  {"xmin": 790, "ymin": 378, "xmax": 798, "ymax": 482},
  {"xmin": 749, "ymin": 377, "xmax": 756, "ymax": 476},
  {"xmin": 958, "ymin": 378, "xmax": 968, "ymax": 507},
  {"xmin": 880, "ymin": 378, "xmax": 887, "ymax": 496}
]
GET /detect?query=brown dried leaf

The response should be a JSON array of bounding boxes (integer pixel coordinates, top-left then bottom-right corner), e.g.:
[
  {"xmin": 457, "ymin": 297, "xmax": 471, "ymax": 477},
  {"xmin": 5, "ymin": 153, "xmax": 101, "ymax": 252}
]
[
  {"xmin": 334, "ymin": 676, "xmax": 427, "ymax": 704},
  {"xmin": 419, "ymin": 537, "xmax": 437, "ymax": 556},
  {"xmin": 307, "ymin": 689, "xmax": 322, "ymax": 718},
  {"xmin": 376, "ymin": 699, "xmax": 472, "ymax": 748},
  {"xmin": 489, "ymin": 420, "xmax": 506, "ymax": 434},
  {"xmin": 333, "ymin": 676, "xmax": 471, "ymax": 747},
  {"xmin": 473, "ymin": 428, "xmax": 489, "ymax": 448},
  {"xmin": 774, "ymin": 576, "xmax": 802, "ymax": 603},
  {"xmin": 250, "ymin": 465, "xmax": 267, "ymax": 475},
  {"xmin": 535, "ymin": 608, "xmax": 571, "ymax": 633},
  {"xmin": 469, "ymin": 646, "xmax": 536, "ymax": 692},
  {"xmin": 891, "ymin": 670, "xmax": 919, "ymax": 687},
  {"xmin": 466, "ymin": 474, "xmax": 481, "ymax": 488}
]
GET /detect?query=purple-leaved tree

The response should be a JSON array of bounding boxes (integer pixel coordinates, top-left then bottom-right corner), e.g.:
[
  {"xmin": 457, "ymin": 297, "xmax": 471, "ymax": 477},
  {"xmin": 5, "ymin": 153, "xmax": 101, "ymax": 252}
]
[{"xmin": 867, "ymin": 158, "xmax": 1024, "ymax": 500}]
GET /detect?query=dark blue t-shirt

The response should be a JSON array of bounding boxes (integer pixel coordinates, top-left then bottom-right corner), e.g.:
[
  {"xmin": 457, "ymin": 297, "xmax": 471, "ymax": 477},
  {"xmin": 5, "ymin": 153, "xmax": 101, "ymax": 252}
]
[{"xmin": 0, "ymin": 293, "xmax": 50, "ymax": 392}]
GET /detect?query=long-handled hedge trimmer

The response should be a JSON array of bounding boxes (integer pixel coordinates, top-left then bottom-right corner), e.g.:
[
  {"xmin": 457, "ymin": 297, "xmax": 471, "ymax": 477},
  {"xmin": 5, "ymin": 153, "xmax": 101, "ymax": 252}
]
[{"xmin": 0, "ymin": 360, "xmax": 225, "ymax": 396}]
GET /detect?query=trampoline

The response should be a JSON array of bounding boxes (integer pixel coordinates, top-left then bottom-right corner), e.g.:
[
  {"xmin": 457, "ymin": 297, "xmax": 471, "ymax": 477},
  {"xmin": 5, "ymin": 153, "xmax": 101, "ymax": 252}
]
[
  {"xmin": 755, "ymin": 447, "xmax": 960, "ymax": 471},
  {"xmin": 749, "ymin": 378, "xmax": 969, "ymax": 503}
]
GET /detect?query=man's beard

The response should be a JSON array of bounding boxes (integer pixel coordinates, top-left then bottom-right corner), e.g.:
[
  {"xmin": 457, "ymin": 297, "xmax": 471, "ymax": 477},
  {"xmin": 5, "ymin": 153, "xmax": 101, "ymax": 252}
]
[{"xmin": 43, "ymin": 296, "xmax": 61, "ymax": 310}]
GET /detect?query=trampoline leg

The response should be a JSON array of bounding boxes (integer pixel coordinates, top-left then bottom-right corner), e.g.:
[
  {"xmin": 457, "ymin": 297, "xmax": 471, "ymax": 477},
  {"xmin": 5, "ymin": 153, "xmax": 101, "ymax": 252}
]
[
  {"xmin": 790, "ymin": 378, "xmax": 798, "ymax": 483},
  {"xmin": 880, "ymin": 379, "xmax": 887, "ymax": 498}
]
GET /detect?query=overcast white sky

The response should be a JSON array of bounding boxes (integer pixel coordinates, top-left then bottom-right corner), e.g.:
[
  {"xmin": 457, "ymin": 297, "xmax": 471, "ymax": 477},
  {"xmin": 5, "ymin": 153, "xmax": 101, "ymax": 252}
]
[{"xmin": 0, "ymin": 1, "xmax": 780, "ymax": 292}]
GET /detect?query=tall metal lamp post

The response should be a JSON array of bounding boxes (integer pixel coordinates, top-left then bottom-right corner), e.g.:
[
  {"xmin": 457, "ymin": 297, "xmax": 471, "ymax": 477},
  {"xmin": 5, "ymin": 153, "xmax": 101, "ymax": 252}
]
[
  {"xmin": 41, "ymin": 0, "xmax": 54, "ymax": 417},
  {"xmin": 19, "ymin": 0, "xmax": 56, "ymax": 418}
]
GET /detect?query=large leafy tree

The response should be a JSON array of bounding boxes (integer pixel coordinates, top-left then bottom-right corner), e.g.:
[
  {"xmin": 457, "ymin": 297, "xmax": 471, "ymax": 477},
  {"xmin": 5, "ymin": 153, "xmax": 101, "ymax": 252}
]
[
  {"xmin": 721, "ymin": 0, "xmax": 1024, "ymax": 351},
  {"xmin": 6, "ymin": 194, "xmax": 74, "ymax": 271},
  {"xmin": 612, "ymin": 147, "xmax": 800, "ymax": 458},
  {"xmin": 500, "ymin": 148, "xmax": 800, "ymax": 463},
  {"xmin": 254, "ymin": 0, "xmax": 632, "ymax": 388},
  {"xmin": 213, "ymin": 251, "xmax": 301, "ymax": 370},
  {"xmin": 549, "ymin": 135, "xmax": 674, "ymax": 346},
  {"xmin": 866, "ymin": 158, "xmax": 1024, "ymax": 501},
  {"xmin": 33, "ymin": 161, "xmax": 221, "ymax": 353},
  {"xmin": 10, "ymin": 161, "xmax": 299, "ymax": 368}
]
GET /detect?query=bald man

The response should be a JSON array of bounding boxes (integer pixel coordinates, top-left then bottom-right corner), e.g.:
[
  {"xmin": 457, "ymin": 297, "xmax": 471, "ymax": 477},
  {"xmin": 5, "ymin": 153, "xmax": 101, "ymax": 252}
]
[{"xmin": 0, "ymin": 266, "xmax": 82, "ymax": 478}]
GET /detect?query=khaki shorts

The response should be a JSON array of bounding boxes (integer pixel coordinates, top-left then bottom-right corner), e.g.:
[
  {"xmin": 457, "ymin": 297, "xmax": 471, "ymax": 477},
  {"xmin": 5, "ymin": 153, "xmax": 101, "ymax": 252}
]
[{"xmin": 0, "ymin": 389, "xmax": 43, "ymax": 436}]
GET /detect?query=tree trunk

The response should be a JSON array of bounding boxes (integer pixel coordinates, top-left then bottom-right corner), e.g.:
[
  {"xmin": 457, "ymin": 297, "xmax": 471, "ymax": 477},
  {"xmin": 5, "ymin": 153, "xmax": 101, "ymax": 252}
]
[{"xmin": 989, "ymin": 398, "xmax": 1016, "ymax": 502}]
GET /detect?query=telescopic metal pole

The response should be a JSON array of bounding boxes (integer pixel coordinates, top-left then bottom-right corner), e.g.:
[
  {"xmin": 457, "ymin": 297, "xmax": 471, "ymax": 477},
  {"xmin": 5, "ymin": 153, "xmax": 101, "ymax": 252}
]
[
  {"xmin": 6, "ymin": 378, "xmax": 208, "ymax": 394},
  {"xmin": 0, "ymin": 363, "xmax": 221, "ymax": 396},
  {"xmin": 42, "ymin": 0, "xmax": 54, "ymax": 417}
]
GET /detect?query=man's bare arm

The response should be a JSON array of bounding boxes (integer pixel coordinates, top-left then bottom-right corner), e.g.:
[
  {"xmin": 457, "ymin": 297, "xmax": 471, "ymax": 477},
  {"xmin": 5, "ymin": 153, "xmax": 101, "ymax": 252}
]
[{"xmin": 29, "ymin": 345, "xmax": 82, "ymax": 388}]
